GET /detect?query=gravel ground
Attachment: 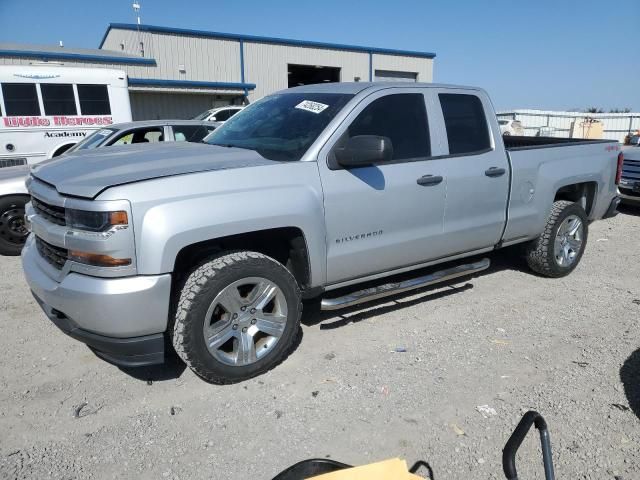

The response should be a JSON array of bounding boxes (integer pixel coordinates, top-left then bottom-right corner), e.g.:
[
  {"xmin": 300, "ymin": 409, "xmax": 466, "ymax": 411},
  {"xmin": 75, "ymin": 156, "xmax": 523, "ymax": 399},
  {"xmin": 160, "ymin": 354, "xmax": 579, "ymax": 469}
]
[{"xmin": 1, "ymin": 208, "xmax": 639, "ymax": 480}]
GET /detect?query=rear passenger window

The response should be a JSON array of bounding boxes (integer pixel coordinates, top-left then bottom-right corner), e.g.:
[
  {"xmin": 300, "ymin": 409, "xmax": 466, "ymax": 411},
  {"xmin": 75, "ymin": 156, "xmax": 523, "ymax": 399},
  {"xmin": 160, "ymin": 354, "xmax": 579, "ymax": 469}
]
[
  {"xmin": 348, "ymin": 93, "xmax": 430, "ymax": 160},
  {"xmin": 173, "ymin": 125, "xmax": 210, "ymax": 143},
  {"xmin": 1, "ymin": 83, "xmax": 41, "ymax": 116},
  {"xmin": 213, "ymin": 110, "xmax": 231, "ymax": 121},
  {"xmin": 77, "ymin": 84, "xmax": 111, "ymax": 115},
  {"xmin": 41, "ymin": 84, "xmax": 77, "ymax": 115},
  {"xmin": 439, "ymin": 93, "xmax": 490, "ymax": 155}
]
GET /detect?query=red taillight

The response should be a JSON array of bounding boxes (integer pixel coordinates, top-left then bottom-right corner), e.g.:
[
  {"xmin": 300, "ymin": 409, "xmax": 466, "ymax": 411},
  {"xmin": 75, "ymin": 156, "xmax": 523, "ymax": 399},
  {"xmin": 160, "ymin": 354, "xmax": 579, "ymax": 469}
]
[{"xmin": 616, "ymin": 152, "xmax": 624, "ymax": 185}]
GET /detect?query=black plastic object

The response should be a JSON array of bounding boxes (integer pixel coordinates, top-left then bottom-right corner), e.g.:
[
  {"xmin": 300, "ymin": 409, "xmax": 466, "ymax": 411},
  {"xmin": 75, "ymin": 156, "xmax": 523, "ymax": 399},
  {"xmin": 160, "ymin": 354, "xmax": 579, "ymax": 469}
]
[
  {"xmin": 502, "ymin": 411, "xmax": 555, "ymax": 480},
  {"xmin": 272, "ymin": 459, "xmax": 351, "ymax": 480}
]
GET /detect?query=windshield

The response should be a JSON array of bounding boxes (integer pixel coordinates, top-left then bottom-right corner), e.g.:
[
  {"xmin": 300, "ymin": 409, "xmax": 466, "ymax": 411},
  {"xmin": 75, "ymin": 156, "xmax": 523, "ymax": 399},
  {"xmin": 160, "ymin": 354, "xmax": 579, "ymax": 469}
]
[
  {"xmin": 193, "ymin": 110, "xmax": 212, "ymax": 120},
  {"xmin": 205, "ymin": 93, "xmax": 354, "ymax": 161},
  {"xmin": 631, "ymin": 135, "xmax": 640, "ymax": 145},
  {"xmin": 66, "ymin": 128, "xmax": 116, "ymax": 153}
]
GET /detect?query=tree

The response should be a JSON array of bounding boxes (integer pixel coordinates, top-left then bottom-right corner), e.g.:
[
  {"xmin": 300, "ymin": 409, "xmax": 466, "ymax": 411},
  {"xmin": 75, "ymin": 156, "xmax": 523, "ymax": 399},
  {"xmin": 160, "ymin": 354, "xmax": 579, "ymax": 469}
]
[
  {"xmin": 585, "ymin": 107, "xmax": 604, "ymax": 113},
  {"xmin": 609, "ymin": 108, "xmax": 631, "ymax": 113}
]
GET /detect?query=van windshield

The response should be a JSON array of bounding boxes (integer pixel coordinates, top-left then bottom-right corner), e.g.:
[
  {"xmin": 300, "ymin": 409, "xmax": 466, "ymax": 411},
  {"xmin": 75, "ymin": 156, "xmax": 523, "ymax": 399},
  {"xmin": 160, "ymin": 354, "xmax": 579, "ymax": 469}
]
[{"xmin": 205, "ymin": 93, "xmax": 353, "ymax": 161}]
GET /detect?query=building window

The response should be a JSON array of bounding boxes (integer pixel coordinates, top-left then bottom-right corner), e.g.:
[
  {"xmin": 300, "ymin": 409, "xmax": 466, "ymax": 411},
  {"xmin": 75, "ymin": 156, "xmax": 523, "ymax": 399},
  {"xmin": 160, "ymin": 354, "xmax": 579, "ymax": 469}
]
[
  {"xmin": 374, "ymin": 70, "xmax": 418, "ymax": 82},
  {"xmin": 77, "ymin": 85, "xmax": 111, "ymax": 115},
  {"xmin": 1, "ymin": 83, "xmax": 41, "ymax": 116},
  {"xmin": 288, "ymin": 64, "xmax": 340, "ymax": 88},
  {"xmin": 439, "ymin": 93, "xmax": 490, "ymax": 155},
  {"xmin": 41, "ymin": 84, "xmax": 77, "ymax": 115}
]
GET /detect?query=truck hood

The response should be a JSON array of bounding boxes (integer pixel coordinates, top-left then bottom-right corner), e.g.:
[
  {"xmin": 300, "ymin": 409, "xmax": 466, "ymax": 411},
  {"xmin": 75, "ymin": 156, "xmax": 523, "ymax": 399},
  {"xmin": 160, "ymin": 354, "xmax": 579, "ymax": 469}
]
[{"xmin": 30, "ymin": 142, "xmax": 277, "ymax": 198}]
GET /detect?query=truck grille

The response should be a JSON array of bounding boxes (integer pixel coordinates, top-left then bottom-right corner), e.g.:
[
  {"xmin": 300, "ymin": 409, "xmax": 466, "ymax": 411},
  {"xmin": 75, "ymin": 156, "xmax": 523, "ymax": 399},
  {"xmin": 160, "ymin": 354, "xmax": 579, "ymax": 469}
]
[
  {"xmin": 622, "ymin": 157, "xmax": 640, "ymax": 181},
  {"xmin": 32, "ymin": 197, "xmax": 66, "ymax": 226},
  {"xmin": 35, "ymin": 237, "xmax": 68, "ymax": 270}
]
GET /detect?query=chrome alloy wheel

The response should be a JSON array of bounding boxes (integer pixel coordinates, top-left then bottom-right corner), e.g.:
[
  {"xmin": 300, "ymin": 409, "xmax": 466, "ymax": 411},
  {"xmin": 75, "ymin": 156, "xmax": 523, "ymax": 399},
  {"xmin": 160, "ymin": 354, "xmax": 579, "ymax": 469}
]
[
  {"xmin": 203, "ymin": 277, "xmax": 288, "ymax": 366},
  {"xmin": 553, "ymin": 214, "xmax": 583, "ymax": 267}
]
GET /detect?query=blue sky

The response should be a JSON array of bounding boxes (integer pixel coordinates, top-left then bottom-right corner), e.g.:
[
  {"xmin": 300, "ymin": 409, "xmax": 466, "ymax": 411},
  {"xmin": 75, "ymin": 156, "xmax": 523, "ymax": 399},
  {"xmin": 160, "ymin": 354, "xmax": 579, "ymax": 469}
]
[{"xmin": 1, "ymin": 0, "xmax": 638, "ymax": 111}]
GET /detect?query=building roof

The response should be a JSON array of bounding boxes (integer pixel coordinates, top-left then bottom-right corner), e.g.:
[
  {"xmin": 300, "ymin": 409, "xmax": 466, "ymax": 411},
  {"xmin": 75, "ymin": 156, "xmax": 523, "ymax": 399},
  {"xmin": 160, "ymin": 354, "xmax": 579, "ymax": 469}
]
[
  {"xmin": 101, "ymin": 23, "xmax": 436, "ymax": 59},
  {"xmin": 0, "ymin": 42, "xmax": 156, "ymax": 65}
]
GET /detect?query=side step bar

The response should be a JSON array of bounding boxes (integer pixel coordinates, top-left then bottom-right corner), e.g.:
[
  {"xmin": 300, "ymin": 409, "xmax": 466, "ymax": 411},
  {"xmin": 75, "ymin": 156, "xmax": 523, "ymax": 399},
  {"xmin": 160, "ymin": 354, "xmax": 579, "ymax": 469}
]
[{"xmin": 320, "ymin": 258, "xmax": 490, "ymax": 311}]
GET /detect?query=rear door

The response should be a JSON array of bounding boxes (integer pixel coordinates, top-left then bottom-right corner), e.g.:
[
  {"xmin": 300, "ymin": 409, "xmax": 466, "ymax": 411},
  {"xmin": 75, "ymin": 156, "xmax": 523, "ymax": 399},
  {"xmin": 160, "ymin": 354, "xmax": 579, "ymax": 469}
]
[
  {"xmin": 317, "ymin": 89, "xmax": 450, "ymax": 284},
  {"xmin": 434, "ymin": 90, "xmax": 510, "ymax": 252}
]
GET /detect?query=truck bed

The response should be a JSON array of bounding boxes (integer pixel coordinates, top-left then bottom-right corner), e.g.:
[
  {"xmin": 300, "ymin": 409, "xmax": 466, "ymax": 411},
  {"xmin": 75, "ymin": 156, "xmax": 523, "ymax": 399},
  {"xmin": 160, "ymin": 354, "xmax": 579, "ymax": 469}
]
[{"xmin": 503, "ymin": 135, "xmax": 615, "ymax": 151}]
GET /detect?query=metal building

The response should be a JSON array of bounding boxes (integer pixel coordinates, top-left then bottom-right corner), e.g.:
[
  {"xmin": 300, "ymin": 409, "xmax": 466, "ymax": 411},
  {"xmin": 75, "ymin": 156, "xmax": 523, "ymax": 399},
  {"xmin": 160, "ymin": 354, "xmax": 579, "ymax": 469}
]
[{"xmin": 0, "ymin": 23, "xmax": 436, "ymax": 120}]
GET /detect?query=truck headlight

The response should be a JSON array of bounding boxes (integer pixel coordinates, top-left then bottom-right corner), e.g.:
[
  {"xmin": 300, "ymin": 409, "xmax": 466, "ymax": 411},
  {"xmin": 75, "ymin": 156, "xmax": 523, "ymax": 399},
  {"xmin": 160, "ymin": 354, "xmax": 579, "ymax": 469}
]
[{"xmin": 65, "ymin": 209, "xmax": 128, "ymax": 232}]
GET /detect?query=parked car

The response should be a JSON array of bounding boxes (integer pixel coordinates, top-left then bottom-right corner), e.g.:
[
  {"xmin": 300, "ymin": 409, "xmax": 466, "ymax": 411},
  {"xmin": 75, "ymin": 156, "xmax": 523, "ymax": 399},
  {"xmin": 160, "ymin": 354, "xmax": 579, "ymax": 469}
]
[
  {"xmin": 618, "ymin": 140, "xmax": 640, "ymax": 205},
  {"xmin": 0, "ymin": 119, "xmax": 216, "ymax": 256},
  {"xmin": 66, "ymin": 119, "xmax": 217, "ymax": 153},
  {"xmin": 22, "ymin": 82, "xmax": 621, "ymax": 383},
  {"xmin": 193, "ymin": 106, "xmax": 244, "ymax": 123},
  {"xmin": 498, "ymin": 119, "xmax": 524, "ymax": 136}
]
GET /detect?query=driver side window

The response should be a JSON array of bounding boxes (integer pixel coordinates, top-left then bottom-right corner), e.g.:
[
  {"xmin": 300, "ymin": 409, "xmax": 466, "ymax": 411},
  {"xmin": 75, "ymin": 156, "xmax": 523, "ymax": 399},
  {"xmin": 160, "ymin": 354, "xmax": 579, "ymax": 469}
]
[
  {"xmin": 110, "ymin": 127, "xmax": 164, "ymax": 146},
  {"xmin": 347, "ymin": 93, "xmax": 431, "ymax": 161}
]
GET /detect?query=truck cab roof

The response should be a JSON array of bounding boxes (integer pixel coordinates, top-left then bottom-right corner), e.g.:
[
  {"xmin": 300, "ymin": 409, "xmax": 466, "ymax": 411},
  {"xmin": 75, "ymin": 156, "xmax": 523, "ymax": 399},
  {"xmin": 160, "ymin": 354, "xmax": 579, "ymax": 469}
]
[{"xmin": 280, "ymin": 81, "xmax": 483, "ymax": 95}]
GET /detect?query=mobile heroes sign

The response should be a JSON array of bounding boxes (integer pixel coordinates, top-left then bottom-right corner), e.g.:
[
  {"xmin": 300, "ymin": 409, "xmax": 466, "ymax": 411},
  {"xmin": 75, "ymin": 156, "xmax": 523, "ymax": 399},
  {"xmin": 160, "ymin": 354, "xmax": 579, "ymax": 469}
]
[{"xmin": 2, "ymin": 116, "xmax": 113, "ymax": 127}]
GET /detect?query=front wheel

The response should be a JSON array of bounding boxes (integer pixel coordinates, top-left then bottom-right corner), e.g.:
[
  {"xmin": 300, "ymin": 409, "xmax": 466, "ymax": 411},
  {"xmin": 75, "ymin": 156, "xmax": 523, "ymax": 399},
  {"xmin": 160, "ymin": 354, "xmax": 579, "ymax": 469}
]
[
  {"xmin": 525, "ymin": 200, "xmax": 588, "ymax": 278},
  {"xmin": 172, "ymin": 251, "xmax": 302, "ymax": 384},
  {"xmin": 0, "ymin": 195, "xmax": 29, "ymax": 256}
]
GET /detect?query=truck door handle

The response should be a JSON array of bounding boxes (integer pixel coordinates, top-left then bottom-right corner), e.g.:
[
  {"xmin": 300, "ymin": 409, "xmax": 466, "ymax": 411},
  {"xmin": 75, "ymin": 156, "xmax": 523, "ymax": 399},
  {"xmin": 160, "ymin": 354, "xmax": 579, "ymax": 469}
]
[
  {"xmin": 417, "ymin": 175, "xmax": 443, "ymax": 186},
  {"xmin": 485, "ymin": 167, "xmax": 506, "ymax": 178}
]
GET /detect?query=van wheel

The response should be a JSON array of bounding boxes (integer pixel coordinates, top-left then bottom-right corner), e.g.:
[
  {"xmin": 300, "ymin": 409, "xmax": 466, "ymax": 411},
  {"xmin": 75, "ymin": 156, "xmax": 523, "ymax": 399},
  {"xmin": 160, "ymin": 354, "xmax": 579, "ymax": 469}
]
[
  {"xmin": 525, "ymin": 200, "xmax": 588, "ymax": 277},
  {"xmin": 172, "ymin": 251, "xmax": 302, "ymax": 384},
  {"xmin": 0, "ymin": 196, "xmax": 29, "ymax": 256}
]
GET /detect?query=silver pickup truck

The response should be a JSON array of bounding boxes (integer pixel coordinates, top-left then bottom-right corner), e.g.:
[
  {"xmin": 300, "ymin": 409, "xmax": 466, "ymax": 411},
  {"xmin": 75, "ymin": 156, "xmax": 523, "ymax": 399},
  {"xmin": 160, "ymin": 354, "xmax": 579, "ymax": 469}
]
[{"xmin": 21, "ymin": 82, "xmax": 622, "ymax": 383}]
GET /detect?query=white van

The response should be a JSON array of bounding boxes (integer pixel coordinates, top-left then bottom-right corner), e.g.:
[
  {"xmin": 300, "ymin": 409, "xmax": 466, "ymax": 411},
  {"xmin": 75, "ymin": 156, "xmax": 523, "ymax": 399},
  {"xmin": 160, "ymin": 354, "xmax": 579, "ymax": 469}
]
[{"xmin": 0, "ymin": 65, "xmax": 132, "ymax": 168}]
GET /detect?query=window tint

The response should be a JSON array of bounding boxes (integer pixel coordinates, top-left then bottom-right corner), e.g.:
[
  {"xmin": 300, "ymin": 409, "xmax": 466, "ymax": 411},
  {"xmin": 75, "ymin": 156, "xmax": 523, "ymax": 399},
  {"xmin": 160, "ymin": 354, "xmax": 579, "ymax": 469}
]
[
  {"xmin": 1, "ymin": 83, "xmax": 40, "ymax": 116},
  {"xmin": 77, "ymin": 84, "xmax": 111, "ymax": 115},
  {"xmin": 439, "ymin": 93, "xmax": 490, "ymax": 155},
  {"xmin": 110, "ymin": 127, "xmax": 163, "ymax": 146},
  {"xmin": 41, "ymin": 84, "xmax": 77, "ymax": 115},
  {"xmin": 347, "ymin": 93, "xmax": 430, "ymax": 160},
  {"xmin": 213, "ymin": 109, "xmax": 231, "ymax": 121},
  {"xmin": 173, "ymin": 125, "xmax": 210, "ymax": 143}
]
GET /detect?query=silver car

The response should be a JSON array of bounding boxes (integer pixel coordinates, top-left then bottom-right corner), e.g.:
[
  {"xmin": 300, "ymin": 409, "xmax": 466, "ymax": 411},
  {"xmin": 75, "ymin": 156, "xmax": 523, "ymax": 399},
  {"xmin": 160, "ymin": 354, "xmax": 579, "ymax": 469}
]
[{"xmin": 0, "ymin": 120, "xmax": 217, "ymax": 256}]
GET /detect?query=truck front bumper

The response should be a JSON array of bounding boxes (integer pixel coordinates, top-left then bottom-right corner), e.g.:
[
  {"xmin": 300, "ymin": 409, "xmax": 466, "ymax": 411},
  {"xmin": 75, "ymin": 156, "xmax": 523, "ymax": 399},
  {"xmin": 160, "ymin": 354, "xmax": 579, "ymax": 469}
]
[{"xmin": 22, "ymin": 236, "xmax": 172, "ymax": 367}]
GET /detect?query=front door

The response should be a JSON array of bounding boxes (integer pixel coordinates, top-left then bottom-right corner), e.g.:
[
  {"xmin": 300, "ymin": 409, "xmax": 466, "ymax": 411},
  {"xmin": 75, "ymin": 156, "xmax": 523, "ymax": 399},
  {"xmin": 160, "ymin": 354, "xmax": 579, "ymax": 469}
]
[{"xmin": 317, "ymin": 90, "xmax": 450, "ymax": 285}]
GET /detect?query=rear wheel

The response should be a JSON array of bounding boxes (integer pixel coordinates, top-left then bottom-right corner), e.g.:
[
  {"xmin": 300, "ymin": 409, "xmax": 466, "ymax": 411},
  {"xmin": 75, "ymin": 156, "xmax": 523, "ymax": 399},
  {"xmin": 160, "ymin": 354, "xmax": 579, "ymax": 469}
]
[
  {"xmin": 172, "ymin": 251, "xmax": 302, "ymax": 384},
  {"xmin": 525, "ymin": 200, "xmax": 588, "ymax": 277},
  {"xmin": 0, "ymin": 195, "xmax": 29, "ymax": 256}
]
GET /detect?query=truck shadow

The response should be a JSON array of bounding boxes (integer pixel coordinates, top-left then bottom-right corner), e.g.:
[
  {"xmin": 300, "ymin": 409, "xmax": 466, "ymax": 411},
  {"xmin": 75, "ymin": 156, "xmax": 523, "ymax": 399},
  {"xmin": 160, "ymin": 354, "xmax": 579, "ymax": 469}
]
[
  {"xmin": 303, "ymin": 247, "xmax": 528, "ymax": 329},
  {"xmin": 620, "ymin": 348, "xmax": 640, "ymax": 419},
  {"xmin": 617, "ymin": 204, "xmax": 640, "ymax": 217}
]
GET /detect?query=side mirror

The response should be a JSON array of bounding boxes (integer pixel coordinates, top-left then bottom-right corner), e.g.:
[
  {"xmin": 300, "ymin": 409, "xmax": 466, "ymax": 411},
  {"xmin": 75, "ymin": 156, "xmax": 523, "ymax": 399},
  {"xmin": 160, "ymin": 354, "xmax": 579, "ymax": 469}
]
[{"xmin": 334, "ymin": 135, "xmax": 393, "ymax": 168}]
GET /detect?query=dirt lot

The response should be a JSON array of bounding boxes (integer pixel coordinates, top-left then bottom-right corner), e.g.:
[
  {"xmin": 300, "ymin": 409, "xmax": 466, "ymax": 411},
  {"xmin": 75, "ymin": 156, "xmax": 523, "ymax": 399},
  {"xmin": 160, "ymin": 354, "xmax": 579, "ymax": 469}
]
[{"xmin": 1, "ymin": 208, "xmax": 639, "ymax": 480}]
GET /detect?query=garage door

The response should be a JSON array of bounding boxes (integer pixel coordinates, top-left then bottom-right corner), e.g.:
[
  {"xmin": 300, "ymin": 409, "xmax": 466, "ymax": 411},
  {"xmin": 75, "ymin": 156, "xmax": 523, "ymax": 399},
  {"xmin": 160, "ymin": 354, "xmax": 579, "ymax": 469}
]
[
  {"xmin": 374, "ymin": 70, "xmax": 418, "ymax": 82},
  {"xmin": 129, "ymin": 92, "xmax": 240, "ymax": 120}
]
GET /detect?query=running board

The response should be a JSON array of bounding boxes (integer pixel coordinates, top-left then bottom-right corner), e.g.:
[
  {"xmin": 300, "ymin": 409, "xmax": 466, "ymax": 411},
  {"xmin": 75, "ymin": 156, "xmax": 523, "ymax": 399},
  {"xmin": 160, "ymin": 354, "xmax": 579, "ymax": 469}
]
[{"xmin": 320, "ymin": 258, "xmax": 490, "ymax": 311}]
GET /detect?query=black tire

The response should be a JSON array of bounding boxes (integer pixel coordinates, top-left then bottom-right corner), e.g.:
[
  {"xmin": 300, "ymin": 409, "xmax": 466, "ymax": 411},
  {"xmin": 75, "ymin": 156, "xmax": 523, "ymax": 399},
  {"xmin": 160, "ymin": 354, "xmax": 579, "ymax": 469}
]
[
  {"xmin": 172, "ymin": 251, "xmax": 302, "ymax": 384},
  {"xmin": 525, "ymin": 200, "xmax": 588, "ymax": 278},
  {"xmin": 0, "ymin": 195, "xmax": 29, "ymax": 256}
]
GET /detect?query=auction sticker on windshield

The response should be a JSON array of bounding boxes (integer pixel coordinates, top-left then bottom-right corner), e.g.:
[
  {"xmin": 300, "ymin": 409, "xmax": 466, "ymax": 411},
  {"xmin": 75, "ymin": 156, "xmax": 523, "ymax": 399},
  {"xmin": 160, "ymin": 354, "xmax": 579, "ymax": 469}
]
[{"xmin": 295, "ymin": 100, "xmax": 329, "ymax": 114}]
